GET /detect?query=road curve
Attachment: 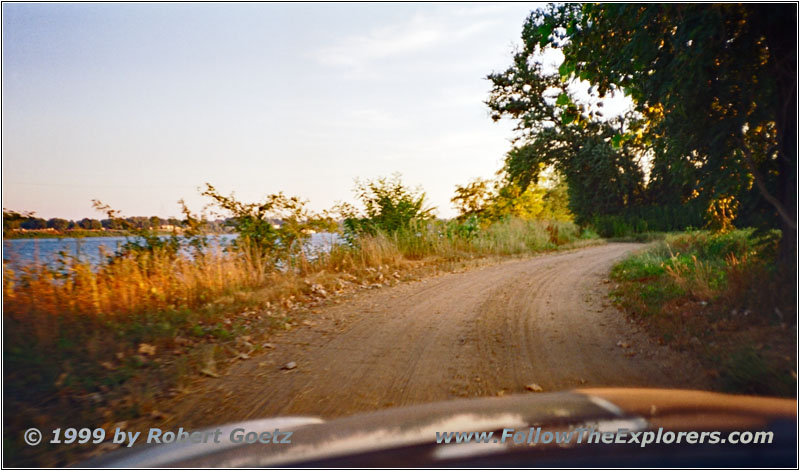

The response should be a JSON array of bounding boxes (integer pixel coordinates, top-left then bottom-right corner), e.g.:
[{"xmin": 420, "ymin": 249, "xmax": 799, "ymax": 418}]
[{"xmin": 162, "ymin": 243, "xmax": 708, "ymax": 428}]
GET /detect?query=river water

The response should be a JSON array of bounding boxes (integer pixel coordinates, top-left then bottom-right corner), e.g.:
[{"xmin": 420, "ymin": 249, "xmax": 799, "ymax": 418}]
[{"xmin": 3, "ymin": 233, "xmax": 340, "ymax": 270}]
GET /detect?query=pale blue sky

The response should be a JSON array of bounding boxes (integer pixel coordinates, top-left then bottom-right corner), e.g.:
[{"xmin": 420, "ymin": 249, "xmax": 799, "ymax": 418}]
[{"xmin": 3, "ymin": 3, "xmax": 551, "ymax": 219}]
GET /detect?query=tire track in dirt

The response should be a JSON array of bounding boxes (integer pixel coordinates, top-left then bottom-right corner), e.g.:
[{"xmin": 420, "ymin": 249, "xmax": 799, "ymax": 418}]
[{"xmin": 161, "ymin": 243, "xmax": 709, "ymax": 428}]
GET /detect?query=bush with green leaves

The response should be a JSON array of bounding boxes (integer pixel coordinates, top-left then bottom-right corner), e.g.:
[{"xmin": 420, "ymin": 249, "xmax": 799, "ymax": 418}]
[
  {"xmin": 339, "ymin": 174, "xmax": 434, "ymax": 239},
  {"xmin": 447, "ymin": 215, "xmax": 482, "ymax": 240},
  {"xmin": 201, "ymin": 183, "xmax": 335, "ymax": 270}
]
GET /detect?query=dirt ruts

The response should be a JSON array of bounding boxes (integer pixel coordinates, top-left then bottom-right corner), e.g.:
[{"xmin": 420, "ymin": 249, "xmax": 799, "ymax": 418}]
[{"xmin": 161, "ymin": 243, "xmax": 708, "ymax": 428}]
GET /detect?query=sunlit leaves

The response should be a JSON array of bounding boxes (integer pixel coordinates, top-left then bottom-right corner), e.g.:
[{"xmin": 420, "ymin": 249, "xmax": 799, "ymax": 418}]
[
  {"xmin": 201, "ymin": 183, "xmax": 335, "ymax": 269},
  {"xmin": 537, "ymin": 23, "xmax": 553, "ymax": 47},
  {"xmin": 502, "ymin": 3, "xmax": 793, "ymax": 235},
  {"xmin": 557, "ymin": 61, "xmax": 575, "ymax": 78}
]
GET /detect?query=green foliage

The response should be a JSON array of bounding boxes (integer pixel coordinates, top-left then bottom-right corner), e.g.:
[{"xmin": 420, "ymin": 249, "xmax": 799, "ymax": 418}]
[
  {"xmin": 610, "ymin": 229, "xmax": 772, "ymax": 312},
  {"xmin": 488, "ymin": 4, "xmax": 796, "ymax": 252},
  {"xmin": 178, "ymin": 199, "xmax": 210, "ymax": 257},
  {"xmin": 76, "ymin": 218, "xmax": 103, "ymax": 230},
  {"xmin": 721, "ymin": 347, "xmax": 796, "ymax": 396},
  {"xmin": 353, "ymin": 216, "xmax": 586, "ymax": 262},
  {"xmin": 451, "ymin": 175, "xmax": 573, "ymax": 224},
  {"xmin": 578, "ymin": 226, "xmax": 600, "ymax": 240},
  {"xmin": 609, "ymin": 228, "xmax": 794, "ymax": 397},
  {"xmin": 3, "ymin": 209, "xmax": 30, "ymax": 235},
  {"xmin": 4, "ymin": 210, "xmax": 50, "ymax": 232},
  {"xmin": 498, "ymin": 130, "xmax": 653, "ymax": 229},
  {"xmin": 46, "ymin": 218, "xmax": 70, "ymax": 231},
  {"xmin": 92, "ymin": 200, "xmax": 181, "ymax": 260},
  {"xmin": 447, "ymin": 214, "xmax": 481, "ymax": 240},
  {"xmin": 611, "ymin": 228, "xmax": 784, "ymax": 321},
  {"xmin": 451, "ymin": 178, "xmax": 493, "ymax": 220},
  {"xmin": 539, "ymin": 178, "xmax": 573, "ymax": 222},
  {"xmin": 339, "ymin": 174, "xmax": 434, "ymax": 239},
  {"xmin": 634, "ymin": 281, "xmax": 685, "ymax": 316},
  {"xmin": 611, "ymin": 252, "xmax": 668, "ymax": 281},
  {"xmin": 664, "ymin": 228, "xmax": 780, "ymax": 263},
  {"xmin": 486, "ymin": 32, "xmax": 655, "ymax": 229},
  {"xmin": 522, "ymin": 3, "xmax": 796, "ymax": 253},
  {"xmin": 459, "ymin": 218, "xmax": 581, "ymax": 256},
  {"xmin": 201, "ymin": 183, "xmax": 335, "ymax": 269},
  {"xmin": 560, "ymin": 134, "xmax": 646, "ymax": 225}
]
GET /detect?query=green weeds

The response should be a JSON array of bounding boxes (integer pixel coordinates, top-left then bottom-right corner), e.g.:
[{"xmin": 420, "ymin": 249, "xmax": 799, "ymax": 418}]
[{"xmin": 610, "ymin": 229, "xmax": 795, "ymax": 396}]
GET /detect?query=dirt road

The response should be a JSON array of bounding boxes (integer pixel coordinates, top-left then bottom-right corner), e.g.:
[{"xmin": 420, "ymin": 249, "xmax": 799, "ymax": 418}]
[{"xmin": 162, "ymin": 243, "xmax": 708, "ymax": 428}]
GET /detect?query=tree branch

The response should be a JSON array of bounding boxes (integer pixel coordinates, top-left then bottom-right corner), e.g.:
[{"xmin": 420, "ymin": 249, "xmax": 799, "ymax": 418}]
[{"xmin": 739, "ymin": 144, "xmax": 796, "ymax": 230}]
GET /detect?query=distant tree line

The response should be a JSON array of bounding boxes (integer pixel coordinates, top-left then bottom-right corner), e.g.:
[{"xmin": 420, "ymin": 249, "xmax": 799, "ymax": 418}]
[{"xmin": 2, "ymin": 209, "xmax": 229, "ymax": 236}]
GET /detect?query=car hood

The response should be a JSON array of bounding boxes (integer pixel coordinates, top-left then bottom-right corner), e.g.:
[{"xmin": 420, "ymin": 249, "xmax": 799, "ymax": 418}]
[{"xmin": 82, "ymin": 388, "xmax": 796, "ymax": 468}]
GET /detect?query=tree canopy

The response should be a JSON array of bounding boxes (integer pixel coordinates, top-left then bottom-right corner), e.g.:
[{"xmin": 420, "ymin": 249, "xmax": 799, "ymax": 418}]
[
  {"xmin": 451, "ymin": 175, "xmax": 573, "ymax": 223},
  {"xmin": 488, "ymin": 3, "xmax": 795, "ymax": 258}
]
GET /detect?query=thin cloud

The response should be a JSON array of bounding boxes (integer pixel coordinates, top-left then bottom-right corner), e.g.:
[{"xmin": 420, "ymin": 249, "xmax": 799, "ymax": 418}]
[
  {"xmin": 315, "ymin": 12, "xmax": 502, "ymax": 78},
  {"xmin": 316, "ymin": 16, "xmax": 443, "ymax": 70}
]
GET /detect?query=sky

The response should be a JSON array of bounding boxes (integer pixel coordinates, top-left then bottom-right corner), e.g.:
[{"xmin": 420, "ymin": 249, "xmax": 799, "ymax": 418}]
[{"xmin": 2, "ymin": 2, "xmax": 609, "ymax": 220}]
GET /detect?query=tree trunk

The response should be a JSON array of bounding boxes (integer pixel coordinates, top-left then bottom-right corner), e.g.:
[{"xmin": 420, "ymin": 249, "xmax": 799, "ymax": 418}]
[{"xmin": 761, "ymin": 4, "xmax": 797, "ymax": 282}]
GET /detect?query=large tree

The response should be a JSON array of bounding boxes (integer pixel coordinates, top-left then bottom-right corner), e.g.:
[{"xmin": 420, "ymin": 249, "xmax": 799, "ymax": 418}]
[
  {"xmin": 495, "ymin": 3, "xmax": 796, "ymax": 267},
  {"xmin": 486, "ymin": 37, "xmax": 652, "ymax": 229},
  {"xmin": 46, "ymin": 218, "xmax": 70, "ymax": 231}
]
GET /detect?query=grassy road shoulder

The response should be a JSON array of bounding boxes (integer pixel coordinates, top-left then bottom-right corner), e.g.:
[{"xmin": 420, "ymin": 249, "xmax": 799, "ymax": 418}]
[{"xmin": 609, "ymin": 229, "xmax": 796, "ymax": 397}]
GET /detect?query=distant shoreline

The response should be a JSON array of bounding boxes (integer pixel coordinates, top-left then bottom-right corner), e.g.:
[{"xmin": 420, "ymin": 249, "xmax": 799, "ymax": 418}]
[{"xmin": 3, "ymin": 230, "xmax": 231, "ymax": 240}]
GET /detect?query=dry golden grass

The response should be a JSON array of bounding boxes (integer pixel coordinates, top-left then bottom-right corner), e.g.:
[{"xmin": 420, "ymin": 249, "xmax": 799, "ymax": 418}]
[
  {"xmin": 3, "ymin": 219, "xmax": 594, "ymax": 466},
  {"xmin": 5, "ymin": 219, "xmax": 584, "ymax": 321}
]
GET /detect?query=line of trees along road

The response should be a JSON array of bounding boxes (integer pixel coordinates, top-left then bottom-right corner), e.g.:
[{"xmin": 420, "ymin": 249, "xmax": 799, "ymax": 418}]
[{"xmin": 487, "ymin": 3, "xmax": 796, "ymax": 272}]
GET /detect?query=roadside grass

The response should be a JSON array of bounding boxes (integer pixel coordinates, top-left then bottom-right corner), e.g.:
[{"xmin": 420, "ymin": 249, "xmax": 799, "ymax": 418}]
[
  {"xmin": 609, "ymin": 228, "xmax": 796, "ymax": 397},
  {"xmin": 3, "ymin": 217, "xmax": 598, "ymax": 466},
  {"xmin": 607, "ymin": 231, "xmax": 668, "ymax": 243}
]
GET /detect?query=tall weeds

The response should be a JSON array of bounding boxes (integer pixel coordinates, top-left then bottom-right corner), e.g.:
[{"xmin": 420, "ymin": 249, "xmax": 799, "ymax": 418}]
[
  {"xmin": 3, "ymin": 216, "xmax": 593, "ymax": 466},
  {"xmin": 609, "ymin": 228, "xmax": 795, "ymax": 396},
  {"xmin": 4, "ymin": 218, "xmax": 587, "ymax": 336}
]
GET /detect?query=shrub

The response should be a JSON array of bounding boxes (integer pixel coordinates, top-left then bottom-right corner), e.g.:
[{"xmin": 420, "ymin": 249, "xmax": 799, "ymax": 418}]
[
  {"xmin": 92, "ymin": 200, "xmax": 182, "ymax": 261},
  {"xmin": 339, "ymin": 174, "xmax": 434, "ymax": 239},
  {"xmin": 201, "ymin": 183, "xmax": 336, "ymax": 272}
]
